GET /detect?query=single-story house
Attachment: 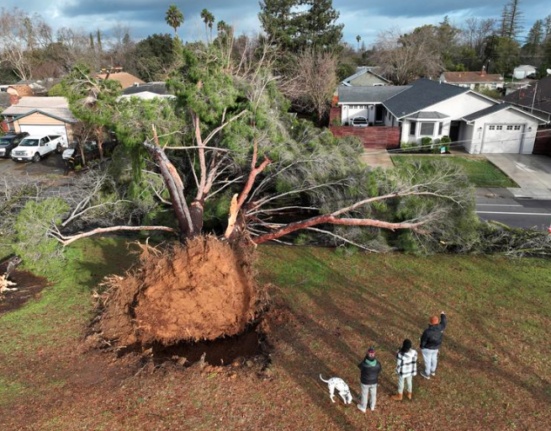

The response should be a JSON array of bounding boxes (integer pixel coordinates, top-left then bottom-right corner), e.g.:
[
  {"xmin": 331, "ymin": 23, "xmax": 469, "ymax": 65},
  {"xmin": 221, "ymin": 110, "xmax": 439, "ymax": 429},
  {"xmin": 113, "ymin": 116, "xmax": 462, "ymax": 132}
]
[
  {"xmin": 96, "ymin": 69, "xmax": 145, "ymax": 90},
  {"xmin": 336, "ymin": 78, "xmax": 547, "ymax": 154},
  {"xmin": 440, "ymin": 69, "xmax": 504, "ymax": 91},
  {"xmin": 341, "ymin": 66, "xmax": 390, "ymax": 87},
  {"xmin": 1, "ymin": 97, "xmax": 78, "ymax": 145},
  {"xmin": 503, "ymin": 76, "xmax": 551, "ymax": 122},
  {"xmin": 119, "ymin": 82, "xmax": 175, "ymax": 101},
  {"xmin": 504, "ymin": 76, "xmax": 551, "ymax": 155},
  {"xmin": 513, "ymin": 65, "xmax": 537, "ymax": 80}
]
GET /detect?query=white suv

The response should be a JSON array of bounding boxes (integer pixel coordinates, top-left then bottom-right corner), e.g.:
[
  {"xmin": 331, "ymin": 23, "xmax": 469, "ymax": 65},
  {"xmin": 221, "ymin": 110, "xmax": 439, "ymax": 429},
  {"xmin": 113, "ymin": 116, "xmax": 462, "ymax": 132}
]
[{"xmin": 11, "ymin": 135, "xmax": 65, "ymax": 163}]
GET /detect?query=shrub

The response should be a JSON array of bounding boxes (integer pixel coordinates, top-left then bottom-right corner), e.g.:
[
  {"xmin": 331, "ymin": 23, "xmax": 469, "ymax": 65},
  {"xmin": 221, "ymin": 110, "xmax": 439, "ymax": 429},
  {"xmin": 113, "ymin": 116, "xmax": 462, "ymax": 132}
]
[{"xmin": 13, "ymin": 198, "xmax": 68, "ymax": 272}]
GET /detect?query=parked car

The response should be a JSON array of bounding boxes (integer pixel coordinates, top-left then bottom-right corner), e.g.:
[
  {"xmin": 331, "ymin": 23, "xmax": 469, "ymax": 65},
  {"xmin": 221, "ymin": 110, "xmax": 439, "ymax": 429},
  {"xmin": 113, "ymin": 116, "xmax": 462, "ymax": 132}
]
[
  {"xmin": 63, "ymin": 140, "xmax": 117, "ymax": 169},
  {"xmin": 0, "ymin": 132, "xmax": 29, "ymax": 158},
  {"xmin": 10, "ymin": 134, "xmax": 65, "ymax": 162},
  {"xmin": 351, "ymin": 117, "xmax": 368, "ymax": 128}
]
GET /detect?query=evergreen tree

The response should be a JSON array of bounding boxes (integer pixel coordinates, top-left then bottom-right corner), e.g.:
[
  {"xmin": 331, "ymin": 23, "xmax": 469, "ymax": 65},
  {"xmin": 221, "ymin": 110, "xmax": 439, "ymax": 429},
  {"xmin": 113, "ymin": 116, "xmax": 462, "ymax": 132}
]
[
  {"xmin": 544, "ymin": 15, "xmax": 551, "ymax": 41},
  {"xmin": 296, "ymin": 0, "xmax": 343, "ymax": 50},
  {"xmin": 89, "ymin": 33, "xmax": 95, "ymax": 50},
  {"xmin": 499, "ymin": 5, "xmax": 510, "ymax": 37},
  {"xmin": 259, "ymin": 0, "xmax": 343, "ymax": 52},
  {"xmin": 259, "ymin": 0, "xmax": 298, "ymax": 50},
  {"xmin": 523, "ymin": 20, "xmax": 544, "ymax": 56},
  {"xmin": 356, "ymin": 35, "xmax": 361, "ymax": 51},
  {"xmin": 96, "ymin": 30, "xmax": 102, "ymax": 53},
  {"xmin": 502, "ymin": 0, "xmax": 523, "ymax": 40}
]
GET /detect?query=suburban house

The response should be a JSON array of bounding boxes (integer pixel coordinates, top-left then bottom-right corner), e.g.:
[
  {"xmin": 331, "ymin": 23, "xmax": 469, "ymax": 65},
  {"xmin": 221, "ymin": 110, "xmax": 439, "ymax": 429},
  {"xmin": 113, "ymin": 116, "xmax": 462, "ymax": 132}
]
[
  {"xmin": 341, "ymin": 67, "xmax": 390, "ymax": 87},
  {"xmin": 504, "ymin": 76, "xmax": 551, "ymax": 155},
  {"xmin": 1, "ymin": 97, "xmax": 78, "ymax": 145},
  {"xmin": 96, "ymin": 68, "xmax": 145, "ymax": 90},
  {"xmin": 120, "ymin": 82, "xmax": 175, "ymax": 101},
  {"xmin": 333, "ymin": 78, "xmax": 547, "ymax": 154},
  {"xmin": 503, "ymin": 76, "xmax": 551, "ymax": 122},
  {"xmin": 513, "ymin": 65, "xmax": 537, "ymax": 80},
  {"xmin": 440, "ymin": 69, "xmax": 504, "ymax": 90}
]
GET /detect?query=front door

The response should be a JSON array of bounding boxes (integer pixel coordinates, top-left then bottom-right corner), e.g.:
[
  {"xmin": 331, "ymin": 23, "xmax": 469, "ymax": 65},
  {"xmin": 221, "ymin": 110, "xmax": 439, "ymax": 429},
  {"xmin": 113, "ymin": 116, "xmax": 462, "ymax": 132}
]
[
  {"xmin": 375, "ymin": 105, "xmax": 383, "ymax": 123},
  {"xmin": 449, "ymin": 121, "xmax": 460, "ymax": 142}
]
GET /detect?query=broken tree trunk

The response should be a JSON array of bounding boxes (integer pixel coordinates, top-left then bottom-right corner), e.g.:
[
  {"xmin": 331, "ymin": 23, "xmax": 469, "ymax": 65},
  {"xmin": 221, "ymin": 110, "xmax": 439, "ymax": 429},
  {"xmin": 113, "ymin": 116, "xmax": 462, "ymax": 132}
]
[{"xmin": 143, "ymin": 133, "xmax": 195, "ymax": 241}]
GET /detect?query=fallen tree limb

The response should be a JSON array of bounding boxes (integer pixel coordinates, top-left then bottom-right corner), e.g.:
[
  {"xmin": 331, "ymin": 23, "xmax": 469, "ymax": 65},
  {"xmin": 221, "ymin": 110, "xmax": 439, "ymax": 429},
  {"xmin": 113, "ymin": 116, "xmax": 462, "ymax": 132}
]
[{"xmin": 52, "ymin": 226, "xmax": 177, "ymax": 246}]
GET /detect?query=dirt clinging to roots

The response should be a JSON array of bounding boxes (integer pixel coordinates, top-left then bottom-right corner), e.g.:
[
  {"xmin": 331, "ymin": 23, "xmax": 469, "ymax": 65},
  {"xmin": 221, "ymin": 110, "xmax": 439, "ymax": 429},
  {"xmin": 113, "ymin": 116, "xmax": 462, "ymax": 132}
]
[{"xmin": 98, "ymin": 236, "xmax": 264, "ymax": 347}]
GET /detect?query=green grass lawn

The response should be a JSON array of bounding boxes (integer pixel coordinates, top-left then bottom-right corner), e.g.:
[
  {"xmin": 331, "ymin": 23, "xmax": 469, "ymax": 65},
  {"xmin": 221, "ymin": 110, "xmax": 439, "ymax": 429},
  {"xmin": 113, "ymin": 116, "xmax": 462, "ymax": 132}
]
[
  {"xmin": 391, "ymin": 155, "xmax": 519, "ymax": 188},
  {"xmin": 1, "ymin": 240, "xmax": 550, "ymax": 430}
]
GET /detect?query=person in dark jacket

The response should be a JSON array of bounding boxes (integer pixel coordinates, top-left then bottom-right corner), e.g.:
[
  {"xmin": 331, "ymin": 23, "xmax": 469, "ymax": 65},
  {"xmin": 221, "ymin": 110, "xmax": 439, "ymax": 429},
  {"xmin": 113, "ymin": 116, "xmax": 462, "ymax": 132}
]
[
  {"xmin": 357, "ymin": 346, "xmax": 382, "ymax": 412},
  {"xmin": 420, "ymin": 311, "xmax": 447, "ymax": 379}
]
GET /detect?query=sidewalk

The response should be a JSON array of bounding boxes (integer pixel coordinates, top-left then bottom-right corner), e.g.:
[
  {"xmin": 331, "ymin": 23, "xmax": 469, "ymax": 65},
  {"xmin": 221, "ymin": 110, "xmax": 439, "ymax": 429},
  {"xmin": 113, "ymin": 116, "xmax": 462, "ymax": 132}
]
[
  {"xmin": 360, "ymin": 149, "xmax": 393, "ymax": 169},
  {"xmin": 485, "ymin": 154, "xmax": 551, "ymax": 200}
]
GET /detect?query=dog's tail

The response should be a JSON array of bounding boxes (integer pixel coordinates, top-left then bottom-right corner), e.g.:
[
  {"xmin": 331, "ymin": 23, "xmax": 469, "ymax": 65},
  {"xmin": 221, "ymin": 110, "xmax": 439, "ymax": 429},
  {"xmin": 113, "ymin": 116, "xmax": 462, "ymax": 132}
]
[{"xmin": 319, "ymin": 374, "xmax": 330, "ymax": 383}]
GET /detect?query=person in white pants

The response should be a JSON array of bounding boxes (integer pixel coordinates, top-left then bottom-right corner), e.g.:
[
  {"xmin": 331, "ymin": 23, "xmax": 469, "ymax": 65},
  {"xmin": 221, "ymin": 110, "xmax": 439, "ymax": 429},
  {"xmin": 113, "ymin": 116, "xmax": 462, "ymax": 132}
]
[{"xmin": 420, "ymin": 311, "xmax": 447, "ymax": 379}]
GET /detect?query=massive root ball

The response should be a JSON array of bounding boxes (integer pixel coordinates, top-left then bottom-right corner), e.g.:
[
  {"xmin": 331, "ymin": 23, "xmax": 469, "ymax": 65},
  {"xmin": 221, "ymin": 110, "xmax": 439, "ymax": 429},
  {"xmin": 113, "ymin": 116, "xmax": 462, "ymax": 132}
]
[{"xmin": 99, "ymin": 236, "xmax": 262, "ymax": 347}]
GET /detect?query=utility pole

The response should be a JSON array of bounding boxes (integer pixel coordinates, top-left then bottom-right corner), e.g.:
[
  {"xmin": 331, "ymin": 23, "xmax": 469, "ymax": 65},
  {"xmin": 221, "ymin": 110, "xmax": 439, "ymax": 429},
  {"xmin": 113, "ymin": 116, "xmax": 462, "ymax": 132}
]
[{"xmin": 531, "ymin": 81, "xmax": 538, "ymax": 114}]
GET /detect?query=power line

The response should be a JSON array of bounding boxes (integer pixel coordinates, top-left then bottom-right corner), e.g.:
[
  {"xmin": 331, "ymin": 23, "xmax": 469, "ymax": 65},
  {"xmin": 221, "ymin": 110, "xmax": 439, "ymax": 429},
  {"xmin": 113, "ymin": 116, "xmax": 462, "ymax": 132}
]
[{"xmin": 359, "ymin": 128, "xmax": 551, "ymax": 156}]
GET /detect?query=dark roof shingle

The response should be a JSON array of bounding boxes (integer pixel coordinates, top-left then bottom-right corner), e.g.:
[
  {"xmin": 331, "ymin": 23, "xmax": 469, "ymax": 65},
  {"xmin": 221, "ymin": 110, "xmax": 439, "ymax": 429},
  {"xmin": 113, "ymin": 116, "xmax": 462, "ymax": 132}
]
[
  {"xmin": 338, "ymin": 86, "xmax": 410, "ymax": 103},
  {"xmin": 503, "ymin": 76, "xmax": 551, "ymax": 115},
  {"xmin": 384, "ymin": 79, "xmax": 468, "ymax": 118}
]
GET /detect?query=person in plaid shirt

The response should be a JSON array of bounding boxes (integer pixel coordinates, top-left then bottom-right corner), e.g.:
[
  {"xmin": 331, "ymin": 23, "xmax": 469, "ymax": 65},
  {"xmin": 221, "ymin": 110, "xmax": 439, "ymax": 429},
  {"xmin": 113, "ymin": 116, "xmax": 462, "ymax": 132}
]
[{"xmin": 391, "ymin": 339, "xmax": 418, "ymax": 401}]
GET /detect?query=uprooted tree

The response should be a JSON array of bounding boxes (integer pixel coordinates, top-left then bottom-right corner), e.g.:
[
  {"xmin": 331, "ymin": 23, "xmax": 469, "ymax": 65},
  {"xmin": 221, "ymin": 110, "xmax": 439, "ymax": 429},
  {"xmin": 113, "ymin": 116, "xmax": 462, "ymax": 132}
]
[{"xmin": 13, "ymin": 40, "xmax": 481, "ymax": 349}]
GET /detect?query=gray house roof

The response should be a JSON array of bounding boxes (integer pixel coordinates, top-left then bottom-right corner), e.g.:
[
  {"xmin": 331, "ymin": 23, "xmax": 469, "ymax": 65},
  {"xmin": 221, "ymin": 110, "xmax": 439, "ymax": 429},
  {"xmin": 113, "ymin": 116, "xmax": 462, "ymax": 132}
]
[
  {"xmin": 338, "ymin": 86, "xmax": 410, "ymax": 103},
  {"xmin": 462, "ymin": 102, "xmax": 548, "ymax": 123},
  {"xmin": 384, "ymin": 79, "xmax": 468, "ymax": 119},
  {"xmin": 1, "ymin": 97, "xmax": 77, "ymax": 123},
  {"xmin": 122, "ymin": 82, "xmax": 169, "ymax": 96},
  {"xmin": 341, "ymin": 66, "xmax": 390, "ymax": 86},
  {"xmin": 407, "ymin": 111, "xmax": 449, "ymax": 119}
]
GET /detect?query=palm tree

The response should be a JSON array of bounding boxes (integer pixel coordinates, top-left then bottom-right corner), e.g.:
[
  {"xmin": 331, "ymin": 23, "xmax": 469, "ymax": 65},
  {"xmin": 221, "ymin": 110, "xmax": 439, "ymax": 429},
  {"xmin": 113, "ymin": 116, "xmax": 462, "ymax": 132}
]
[
  {"xmin": 356, "ymin": 35, "xmax": 361, "ymax": 51},
  {"xmin": 165, "ymin": 4, "xmax": 184, "ymax": 39},
  {"xmin": 201, "ymin": 9, "xmax": 215, "ymax": 42}
]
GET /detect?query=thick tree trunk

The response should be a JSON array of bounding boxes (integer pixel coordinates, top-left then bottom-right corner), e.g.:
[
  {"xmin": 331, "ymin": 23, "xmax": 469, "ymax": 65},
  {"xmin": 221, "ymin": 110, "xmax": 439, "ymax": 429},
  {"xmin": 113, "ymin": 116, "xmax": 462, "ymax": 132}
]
[
  {"xmin": 190, "ymin": 200, "xmax": 204, "ymax": 233},
  {"xmin": 144, "ymin": 140, "xmax": 194, "ymax": 241}
]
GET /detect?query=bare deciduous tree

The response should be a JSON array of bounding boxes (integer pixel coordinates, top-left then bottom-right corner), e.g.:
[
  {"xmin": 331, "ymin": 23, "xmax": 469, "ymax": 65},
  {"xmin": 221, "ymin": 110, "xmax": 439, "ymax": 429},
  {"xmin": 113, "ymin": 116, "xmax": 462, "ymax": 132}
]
[
  {"xmin": 371, "ymin": 27, "xmax": 444, "ymax": 85},
  {"xmin": 280, "ymin": 49, "xmax": 337, "ymax": 123}
]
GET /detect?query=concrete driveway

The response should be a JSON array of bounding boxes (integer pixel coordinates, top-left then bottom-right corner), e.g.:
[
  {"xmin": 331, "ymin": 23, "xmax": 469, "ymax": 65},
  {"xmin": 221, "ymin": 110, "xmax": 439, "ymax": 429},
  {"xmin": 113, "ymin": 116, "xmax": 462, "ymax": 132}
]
[
  {"xmin": 0, "ymin": 152, "xmax": 67, "ymax": 179},
  {"xmin": 485, "ymin": 154, "xmax": 551, "ymax": 200}
]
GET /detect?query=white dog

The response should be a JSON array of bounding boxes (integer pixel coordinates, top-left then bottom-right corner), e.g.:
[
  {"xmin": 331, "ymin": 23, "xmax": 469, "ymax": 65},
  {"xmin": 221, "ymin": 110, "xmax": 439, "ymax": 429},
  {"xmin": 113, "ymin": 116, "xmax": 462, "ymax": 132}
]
[{"xmin": 319, "ymin": 374, "xmax": 353, "ymax": 404}]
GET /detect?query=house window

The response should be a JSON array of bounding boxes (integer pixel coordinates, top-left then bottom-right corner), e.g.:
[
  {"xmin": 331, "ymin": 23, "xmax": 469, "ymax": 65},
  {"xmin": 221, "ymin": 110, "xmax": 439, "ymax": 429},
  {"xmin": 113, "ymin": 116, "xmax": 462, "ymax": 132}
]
[
  {"xmin": 496, "ymin": 125, "xmax": 503, "ymax": 131},
  {"xmin": 507, "ymin": 125, "xmax": 513, "ymax": 131},
  {"xmin": 438, "ymin": 122, "xmax": 444, "ymax": 135},
  {"xmin": 410, "ymin": 122, "xmax": 417, "ymax": 136},
  {"xmin": 420, "ymin": 122, "xmax": 435, "ymax": 136},
  {"xmin": 514, "ymin": 125, "xmax": 521, "ymax": 130},
  {"xmin": 489, "ymin": 125, "xmax": 496, "ymax": 130}
]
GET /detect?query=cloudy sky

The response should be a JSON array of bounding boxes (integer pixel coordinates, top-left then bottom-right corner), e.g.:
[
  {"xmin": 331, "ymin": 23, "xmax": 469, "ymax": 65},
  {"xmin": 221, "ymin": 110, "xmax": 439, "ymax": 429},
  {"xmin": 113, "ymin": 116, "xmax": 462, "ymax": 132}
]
[{"xmin": 7, "ymin": 0, "xmax": 551, "ymax": 45}]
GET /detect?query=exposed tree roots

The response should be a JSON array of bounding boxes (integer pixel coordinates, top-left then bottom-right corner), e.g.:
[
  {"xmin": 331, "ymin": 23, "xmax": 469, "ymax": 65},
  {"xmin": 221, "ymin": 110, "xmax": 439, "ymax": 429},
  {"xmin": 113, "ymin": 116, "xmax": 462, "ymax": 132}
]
[{"xmin": 96, "ymin": 236, "xmax": 268, "ymax": 348}]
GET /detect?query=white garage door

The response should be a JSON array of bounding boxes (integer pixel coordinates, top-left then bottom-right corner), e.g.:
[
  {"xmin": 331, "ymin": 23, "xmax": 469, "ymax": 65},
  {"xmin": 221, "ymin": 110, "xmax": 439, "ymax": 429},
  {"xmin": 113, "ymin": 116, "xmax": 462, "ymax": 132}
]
[
  {"xmin": 19, "ymin": 125, "xmax": 68, "ymax": 147},
  {"xmin": 481, "ymin": 124, "xmax": 524, "ymax": 154}
]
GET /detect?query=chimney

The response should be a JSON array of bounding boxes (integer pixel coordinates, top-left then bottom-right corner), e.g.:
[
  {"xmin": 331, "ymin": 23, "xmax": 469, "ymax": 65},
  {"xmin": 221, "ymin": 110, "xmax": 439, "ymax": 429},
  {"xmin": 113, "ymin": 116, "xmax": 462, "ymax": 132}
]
[{"xmin": 481, "ymin": 66, "xmax": 486, "ymax": 76}]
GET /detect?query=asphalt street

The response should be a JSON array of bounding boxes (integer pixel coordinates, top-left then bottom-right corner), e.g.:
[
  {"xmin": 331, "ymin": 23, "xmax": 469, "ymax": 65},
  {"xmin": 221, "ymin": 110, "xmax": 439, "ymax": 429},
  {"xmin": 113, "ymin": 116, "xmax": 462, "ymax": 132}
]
[{"xmin": 476, "ymin": 197, "xmax": 551, "ymax": 230}]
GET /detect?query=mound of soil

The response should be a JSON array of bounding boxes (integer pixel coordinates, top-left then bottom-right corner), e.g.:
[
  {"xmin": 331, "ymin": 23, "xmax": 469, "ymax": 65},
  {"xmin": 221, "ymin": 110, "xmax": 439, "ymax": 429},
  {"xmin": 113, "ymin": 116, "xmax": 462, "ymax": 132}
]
[
  {"xmin": 98, "ymin": 236, "xmax": 265, "ymax": 347},
  {"xmin": 0, "ymin": 261, "xmax": 48, "ymax": 315}
]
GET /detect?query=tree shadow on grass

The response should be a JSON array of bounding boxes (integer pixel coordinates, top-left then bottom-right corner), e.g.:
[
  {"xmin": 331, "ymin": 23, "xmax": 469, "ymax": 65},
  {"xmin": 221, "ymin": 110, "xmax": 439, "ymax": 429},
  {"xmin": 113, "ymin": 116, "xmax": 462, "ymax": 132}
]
[
  {"xmin": 276, "ymin": 253, "xmax": 551, "ymax": 414},
  {"xmin": 70, "ymin": 237, "xmax": 141, "ymax": 293}
]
